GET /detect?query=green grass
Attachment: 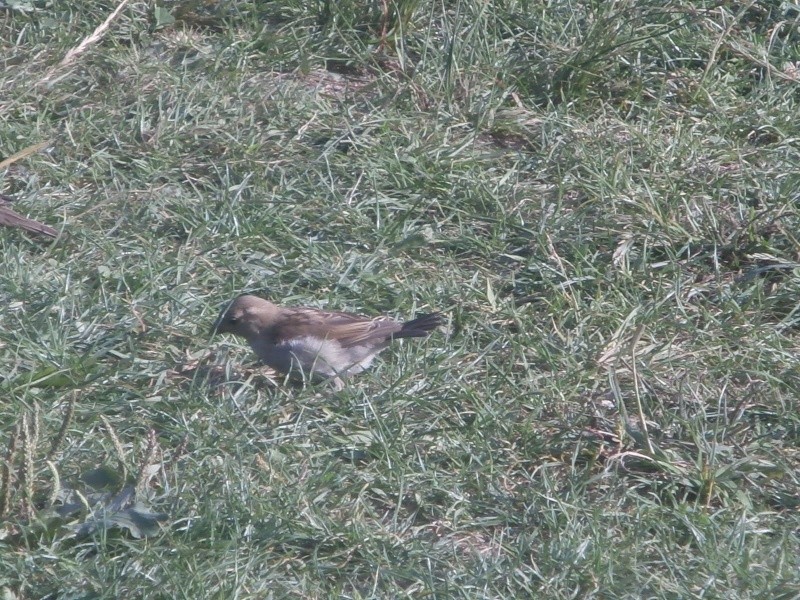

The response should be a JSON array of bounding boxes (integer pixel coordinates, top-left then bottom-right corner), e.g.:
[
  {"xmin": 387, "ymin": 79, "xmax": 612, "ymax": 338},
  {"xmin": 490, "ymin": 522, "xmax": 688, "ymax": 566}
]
[{"xmin": 1, "ymin": 0, "xmax": 799, "ymax": 597}]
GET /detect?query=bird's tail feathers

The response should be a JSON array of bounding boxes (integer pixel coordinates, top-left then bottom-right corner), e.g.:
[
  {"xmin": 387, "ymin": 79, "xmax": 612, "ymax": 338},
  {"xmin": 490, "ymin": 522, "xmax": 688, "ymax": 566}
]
[{"xmin": 394, "ymin": 313, "xmax": 444, "ymax": 338}]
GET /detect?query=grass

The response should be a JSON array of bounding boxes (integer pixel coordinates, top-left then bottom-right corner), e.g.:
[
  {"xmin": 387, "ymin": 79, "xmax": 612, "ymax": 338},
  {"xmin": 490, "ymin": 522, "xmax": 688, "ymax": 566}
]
[{"xmin": 1, "ymin": 0, "xmax": 799, "ymax": 597}]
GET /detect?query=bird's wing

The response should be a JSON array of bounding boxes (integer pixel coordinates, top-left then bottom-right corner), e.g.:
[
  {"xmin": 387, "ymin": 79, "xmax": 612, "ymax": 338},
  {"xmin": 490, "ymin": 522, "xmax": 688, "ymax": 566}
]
[{"xmin": 273, "ymin": 308, "xmax": 402, "ymax": 348}]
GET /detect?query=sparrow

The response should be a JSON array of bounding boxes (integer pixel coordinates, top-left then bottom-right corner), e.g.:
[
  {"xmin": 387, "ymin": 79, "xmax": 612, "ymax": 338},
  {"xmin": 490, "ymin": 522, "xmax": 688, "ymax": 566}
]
[
  {"xmin": 0, "ymin": 194, "xmax": 57, "ymax": 238},
  {"xmin": 212, "ymin": 294, "xmax": 443, "ymax": 390}
]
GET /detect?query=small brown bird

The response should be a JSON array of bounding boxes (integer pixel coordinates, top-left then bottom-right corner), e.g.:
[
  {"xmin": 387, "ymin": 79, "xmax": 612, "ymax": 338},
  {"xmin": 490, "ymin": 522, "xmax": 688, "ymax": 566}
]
[{"xmin": 212, "ymin": 295, "xmax": 443, "ymax": 389}]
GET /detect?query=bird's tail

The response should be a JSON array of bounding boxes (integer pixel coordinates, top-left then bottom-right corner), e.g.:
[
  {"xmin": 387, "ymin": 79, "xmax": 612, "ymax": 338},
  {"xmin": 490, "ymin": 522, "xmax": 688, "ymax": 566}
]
[{"xmin": 394, "ymin": 313, "xmax": 444, "ymax": 338}]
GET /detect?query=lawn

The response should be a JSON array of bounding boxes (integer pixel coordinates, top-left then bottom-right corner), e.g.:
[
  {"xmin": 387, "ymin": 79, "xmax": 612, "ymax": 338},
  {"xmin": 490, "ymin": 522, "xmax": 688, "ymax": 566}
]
[{"xmin": 1, "ymin": 1, "xmax": 799, "ymax": 598}]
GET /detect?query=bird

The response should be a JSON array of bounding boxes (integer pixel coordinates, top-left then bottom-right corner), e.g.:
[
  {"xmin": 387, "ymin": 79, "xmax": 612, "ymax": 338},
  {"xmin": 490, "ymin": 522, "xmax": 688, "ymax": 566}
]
[
  {"xmin": 0, "ymin": 194, "xmax": 57, "ymax": 238},
  {"xmin": 212, "ymin": 294, "xmax": 443, "ymax": 390}
]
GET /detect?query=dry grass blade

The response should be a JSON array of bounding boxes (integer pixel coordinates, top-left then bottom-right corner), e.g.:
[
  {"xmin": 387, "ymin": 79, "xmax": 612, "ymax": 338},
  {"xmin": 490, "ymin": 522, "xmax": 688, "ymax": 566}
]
[
  {"xmin": 0, "ymin": 141, "xmax": 52, "ymax": 171},
  {"xmin": 0, "ymin": 140, "xmax": 58, "ymax": 237},
  {"xmin": 37, "ymin": 0, "xmax": 132, "ymax": 86},
  {"xmin": 0, "ymin": 202, "xmax": 58, "ymax": 238}
]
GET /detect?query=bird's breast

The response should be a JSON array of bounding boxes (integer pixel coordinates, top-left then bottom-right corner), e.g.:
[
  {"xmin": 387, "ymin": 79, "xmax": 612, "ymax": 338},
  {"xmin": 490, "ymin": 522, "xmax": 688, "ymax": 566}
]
[{"xmin": 251, "ymin": 335, "xmax": 383, "ymax": 378}]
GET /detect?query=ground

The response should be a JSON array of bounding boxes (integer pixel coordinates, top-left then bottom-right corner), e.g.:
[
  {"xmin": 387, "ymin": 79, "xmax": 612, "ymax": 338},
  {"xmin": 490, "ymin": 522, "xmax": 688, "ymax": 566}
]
[{"xmin": 1, "ymin": 1, "xmax": 799, "ymax": 598}]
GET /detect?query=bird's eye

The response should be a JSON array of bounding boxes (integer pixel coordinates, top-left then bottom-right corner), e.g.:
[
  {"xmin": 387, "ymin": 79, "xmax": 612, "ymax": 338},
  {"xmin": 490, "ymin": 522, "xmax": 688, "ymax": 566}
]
[{"xmin": 227, "ymin": 317, "xmax": 238, "ymax": 324}]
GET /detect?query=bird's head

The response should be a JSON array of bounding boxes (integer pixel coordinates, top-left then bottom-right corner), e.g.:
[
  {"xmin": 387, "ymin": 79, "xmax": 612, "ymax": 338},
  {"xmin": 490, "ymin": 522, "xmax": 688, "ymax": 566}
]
[{"xmin": 211, "ymin": 295, "xmax": 279, "ymax": 340}]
